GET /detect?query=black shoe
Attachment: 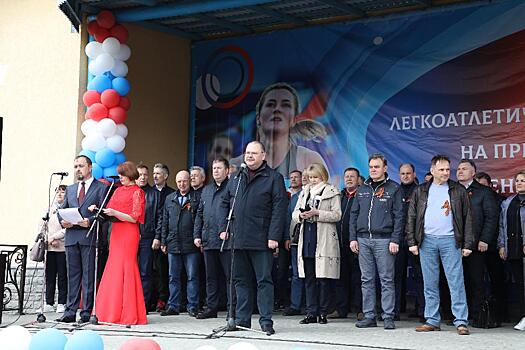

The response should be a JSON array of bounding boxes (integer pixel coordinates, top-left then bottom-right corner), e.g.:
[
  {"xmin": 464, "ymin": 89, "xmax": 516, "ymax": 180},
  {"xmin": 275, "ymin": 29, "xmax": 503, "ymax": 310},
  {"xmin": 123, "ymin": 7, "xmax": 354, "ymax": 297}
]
[
  {"xmin": 80, "ymin": 315, "xmax": 90, "ymax": 323},
  {"xmin": 261, "ymin": 324, "xmax": 275, "ymax": 335},
  {"xmin": 384, "ymin": 318, "xmax": 396, "ymax": 330},
  {"xmin": 160, "ymin": 308, "xmax": 179, "ymax": 316},
  {"xmin": 319, "ymin": 315, "xmax": 328, "ymax": 324},
  {"xmin": 196, "ymin": 309, "xmax": 218, "ymax": 319},
  {"xmin": 282, "ymin": 307, "xmax": 302, "ymax": 316},
  {"xmin": 188, "ymin": 309, "xmax": 198, "ymax": 317},
  {"xmin": 299, "ymin": 315, "xmax": 318, "ymax": 324},
  {"xmin": 55, "ymin": 315, "xmax": 76, "ymax": 323},
  {"xmin": 356, "ymin": 318, "xmax": 378, "ymax": 328}
]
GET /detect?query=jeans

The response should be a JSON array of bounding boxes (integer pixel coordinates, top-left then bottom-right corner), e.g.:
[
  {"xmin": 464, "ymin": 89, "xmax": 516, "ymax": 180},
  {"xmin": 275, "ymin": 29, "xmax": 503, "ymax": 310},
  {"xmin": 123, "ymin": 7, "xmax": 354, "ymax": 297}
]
[
  {"xmin": 167, "ymin": 252, "xmax": 200, "ymax": 312},
  {"xmin": 290, "ymin": 245, "xmax": 305, "ymax": 310},
  {"xmin": 419, "ymin": 235, "xmax": 468, "ymax": 327},
  {"xmin": 138, "ymin": 238, "xmax": 154, "ymax": 308},
  {"xmin": 357, "ymin": 237, "xmax": 396, "ymax": 320},
  {"xmin": 233, "ymin": 250, "xmax": 274, "ymax": 327}
]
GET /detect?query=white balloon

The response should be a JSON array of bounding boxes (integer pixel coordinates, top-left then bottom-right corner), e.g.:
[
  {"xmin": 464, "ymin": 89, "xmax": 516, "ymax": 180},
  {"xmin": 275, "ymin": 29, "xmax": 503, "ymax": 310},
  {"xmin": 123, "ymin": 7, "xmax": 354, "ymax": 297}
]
[
  {"xmin": 228, "ymin": 342, "xmax": 259, "ymax": 350},
  {"xmin": 85, "ymin": 41, "xmax": 102, "ymax": 59},
  {"xmin": 115, "ymin": 44, "xmax": 131, "ymax": 61},
  {"xmin": 116, "ymin": 123, "xmax": 128, "ymax": 138},
  {"xmin": 95, "ymin": 53, "xmax": 115, "ymax": 73},
  {"xmin": 96, "ymin": 118, "xmax": 117, "ymax": 137},
  {"xmin": 88, "ymin": 60, "xmax": 104, "ymax": 76},
  {"xmin": 0, "ymin": 325, "xmax": 32, "ymax": 350},
  {"xmin": 82, "ymin": 133, "xmax": 106, "ymax": 152},
  {"xmin": 81, "ymin": 119, "xmax": 98, "ymax": 136},
  {"xmin": 111, "ymin": 60, "xmax": 128, "ymax": 77},
  {"xmin": 106, "ymin": 134, "xmax": 126, "ymax": 153},
  {"xmin": 102, "ymin": 37, "xmax": 121, "ymax": 56}
]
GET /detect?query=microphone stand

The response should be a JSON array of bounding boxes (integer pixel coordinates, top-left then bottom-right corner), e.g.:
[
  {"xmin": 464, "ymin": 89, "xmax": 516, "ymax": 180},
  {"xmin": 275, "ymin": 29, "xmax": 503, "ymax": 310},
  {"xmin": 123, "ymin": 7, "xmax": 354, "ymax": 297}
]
[
  {"xmin": 207, "ymin": 169, "xmax": 267, "ymax": 338},
  {"xmin": 85, "ymin": 178, "xmax": 116, "ymax": 326},
  {"xmin": 36, "ymin": 173, "xmax": 66, "ymax": 323}
]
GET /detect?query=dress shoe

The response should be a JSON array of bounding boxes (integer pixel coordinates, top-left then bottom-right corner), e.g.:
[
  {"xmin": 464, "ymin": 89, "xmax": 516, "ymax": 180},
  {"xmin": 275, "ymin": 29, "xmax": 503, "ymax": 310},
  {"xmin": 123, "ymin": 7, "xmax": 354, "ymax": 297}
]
[
  {"xmin": 356, "ymin": 318, "xmax": 377, "ymax": 328},
  {"xmin": 457, "ymin": 325, "xmax": 470, "ymax": 335},
  {"xmin": 80, "ymin": 315, "xmax": 90, "ymax": 323},
  {"xmin": 261, "ymin": 324, "xmax": 275, "ymax": 335},
  {"xmin": 188, "ymin": 309, "xmax": 198, "ymax": 317},
  {"xmin": 415, "ymin": 323, "xmax": 441, "ymax": 332},
  {"xmin": 282, "ymin": 307, "xmax": 302, "ymax": 316},
  {"xmin": 384, "ymin": 318, "xmax": 396, "ymax": 330},
  {"xmin": 514, "ymin": 317, "xmax": 525, "ymax": 331},
  {"xmin": 196, "ymin": 309, "xmax": 217, "ymax": 319},
  {"xmin": 299, "ymin": 315, "xmax": 318, "ymax": 324},
  {"xmin": 160, "ymin": 308, "xmax": 179, "ymax": 316},
  {"xmin": 318, "ymin": 315, "xmax": 328, "ymax": 324},
  {"xmin": 55, "ymin": 315, "xmax": 76, "ymax": 323}
]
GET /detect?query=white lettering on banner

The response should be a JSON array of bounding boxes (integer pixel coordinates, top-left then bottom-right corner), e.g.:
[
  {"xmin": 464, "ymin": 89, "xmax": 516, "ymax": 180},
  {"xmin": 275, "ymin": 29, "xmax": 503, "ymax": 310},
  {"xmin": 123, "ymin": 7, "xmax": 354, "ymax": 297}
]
[
  {"xmin": 500, "ymin": 178, "xmax": 514, "ymax": 194},
  {"xmin": 461, "ymin": 145, "xmax": 488, "ymax": 159},
  {"xmin": 389, "ymin": 107, "xmax": 525, "ymax": 131},
  {"xmin": 494, "ymin": 144, "xmax": 506, "ymax": 159}
]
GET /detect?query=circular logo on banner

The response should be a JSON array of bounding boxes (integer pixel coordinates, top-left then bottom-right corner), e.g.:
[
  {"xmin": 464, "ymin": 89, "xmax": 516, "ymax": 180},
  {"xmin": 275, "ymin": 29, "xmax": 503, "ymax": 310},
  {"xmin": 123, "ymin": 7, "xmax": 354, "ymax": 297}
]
[{"xmin": 200, "ymin": 45, "xmax": 254, "ymax": 109}]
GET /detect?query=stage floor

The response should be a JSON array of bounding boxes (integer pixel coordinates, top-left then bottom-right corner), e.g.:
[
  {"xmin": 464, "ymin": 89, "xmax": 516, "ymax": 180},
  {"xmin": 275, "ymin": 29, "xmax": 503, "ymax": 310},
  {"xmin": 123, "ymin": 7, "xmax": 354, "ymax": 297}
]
[{"xmin": 4, "ymin": 311, "xmax": 523, "ymax": 349}]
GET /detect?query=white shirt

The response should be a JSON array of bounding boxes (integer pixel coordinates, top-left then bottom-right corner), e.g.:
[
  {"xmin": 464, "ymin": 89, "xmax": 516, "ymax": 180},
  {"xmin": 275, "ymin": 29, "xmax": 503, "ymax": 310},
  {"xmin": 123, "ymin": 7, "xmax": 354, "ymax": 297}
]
[{"xmin": 77, "ymin": 176, "xmax": 95, "ymax": 197}]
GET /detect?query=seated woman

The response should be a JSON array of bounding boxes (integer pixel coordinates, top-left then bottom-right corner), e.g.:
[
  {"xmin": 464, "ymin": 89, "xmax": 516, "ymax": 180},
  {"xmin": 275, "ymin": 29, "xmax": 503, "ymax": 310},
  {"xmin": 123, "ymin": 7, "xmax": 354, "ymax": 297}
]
[
  {"xmin": 292, "ymin": 163, "xmax": 341, "ymax": 324},
  {"xmin": 95, "ymin": 161, "xmax": 147, "ymax": 325}
]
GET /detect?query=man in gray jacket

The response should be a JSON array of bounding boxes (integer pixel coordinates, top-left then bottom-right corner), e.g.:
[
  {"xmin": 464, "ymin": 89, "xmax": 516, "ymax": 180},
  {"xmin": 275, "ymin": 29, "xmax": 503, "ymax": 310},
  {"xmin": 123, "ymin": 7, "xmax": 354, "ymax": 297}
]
[{"xmin": 350, "ymin": 153, "xmax": 404, "ymax": 330}]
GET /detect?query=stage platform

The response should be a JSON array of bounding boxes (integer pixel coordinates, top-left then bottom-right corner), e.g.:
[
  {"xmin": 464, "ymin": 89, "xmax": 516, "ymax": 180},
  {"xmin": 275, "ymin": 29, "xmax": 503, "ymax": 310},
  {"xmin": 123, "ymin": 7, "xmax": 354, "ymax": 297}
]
[{"xmin": 3, "ymin": 311, "xmax": 523, "ymax": 350}]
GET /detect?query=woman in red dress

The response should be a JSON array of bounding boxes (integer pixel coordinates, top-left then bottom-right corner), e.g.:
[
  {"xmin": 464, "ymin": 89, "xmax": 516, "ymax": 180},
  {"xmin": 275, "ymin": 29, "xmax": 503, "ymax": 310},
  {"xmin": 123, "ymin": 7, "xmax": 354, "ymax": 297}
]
[{"xmin": 95, "ymin": 161, "xmax": 147, "ymax": 325}]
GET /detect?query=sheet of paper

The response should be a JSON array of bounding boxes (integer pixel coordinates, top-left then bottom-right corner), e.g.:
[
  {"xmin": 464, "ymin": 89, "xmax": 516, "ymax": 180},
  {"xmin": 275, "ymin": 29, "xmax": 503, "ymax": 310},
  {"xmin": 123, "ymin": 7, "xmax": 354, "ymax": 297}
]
[{"xmin": 58, "ymin": 208, "xmax": 84, "ymax": 225}]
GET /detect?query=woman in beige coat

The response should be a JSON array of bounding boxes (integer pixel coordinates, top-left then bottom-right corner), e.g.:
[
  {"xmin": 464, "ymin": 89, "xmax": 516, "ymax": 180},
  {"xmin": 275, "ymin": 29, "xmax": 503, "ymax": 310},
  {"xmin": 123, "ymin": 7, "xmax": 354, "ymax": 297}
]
[{"xmin": 292, "ymin": 163, "xmax": 341, "ymax": 324}]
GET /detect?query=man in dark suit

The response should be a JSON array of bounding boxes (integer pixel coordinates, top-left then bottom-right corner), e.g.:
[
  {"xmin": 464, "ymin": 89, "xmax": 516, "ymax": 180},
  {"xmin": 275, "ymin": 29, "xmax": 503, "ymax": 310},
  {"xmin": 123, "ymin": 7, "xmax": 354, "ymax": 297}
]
[
  {"xmin": 56, "ymin": 155, "xmax": 108, "ymax": 323},
  {"xmin": 219, "ymin": 141, "xmax": 288, "ymax": 335}
]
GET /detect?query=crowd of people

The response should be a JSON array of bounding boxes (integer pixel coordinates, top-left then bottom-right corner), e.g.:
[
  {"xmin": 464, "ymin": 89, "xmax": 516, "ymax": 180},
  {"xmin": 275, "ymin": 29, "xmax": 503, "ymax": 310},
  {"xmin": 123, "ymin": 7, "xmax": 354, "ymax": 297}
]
[{"xmin": 41, "ymin": 144, "xmax": 525, "ymax": 337}]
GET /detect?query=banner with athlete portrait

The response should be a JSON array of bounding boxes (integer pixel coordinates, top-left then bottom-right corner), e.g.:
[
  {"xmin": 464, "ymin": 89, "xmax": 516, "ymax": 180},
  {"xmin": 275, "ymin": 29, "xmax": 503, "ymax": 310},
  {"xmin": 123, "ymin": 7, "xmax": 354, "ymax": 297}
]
[{"xmin": 191, "ymin": 0, "xmax": 525, "ymax": 193}]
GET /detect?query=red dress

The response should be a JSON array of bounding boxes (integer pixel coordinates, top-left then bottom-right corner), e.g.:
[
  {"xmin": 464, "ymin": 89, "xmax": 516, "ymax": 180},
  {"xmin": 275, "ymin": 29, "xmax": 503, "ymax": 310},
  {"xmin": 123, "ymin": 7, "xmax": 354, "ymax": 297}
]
[{"xmin": 95, "ymin": 184, "xmax": 147, "ymax": 325}]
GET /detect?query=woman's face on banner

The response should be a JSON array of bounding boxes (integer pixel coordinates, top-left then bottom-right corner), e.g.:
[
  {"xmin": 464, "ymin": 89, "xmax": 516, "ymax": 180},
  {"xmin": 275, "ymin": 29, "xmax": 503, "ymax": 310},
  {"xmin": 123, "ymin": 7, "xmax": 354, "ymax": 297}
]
[{"xmin": 257, "ymin": 88, "xmax": 296, "ymax": 136}]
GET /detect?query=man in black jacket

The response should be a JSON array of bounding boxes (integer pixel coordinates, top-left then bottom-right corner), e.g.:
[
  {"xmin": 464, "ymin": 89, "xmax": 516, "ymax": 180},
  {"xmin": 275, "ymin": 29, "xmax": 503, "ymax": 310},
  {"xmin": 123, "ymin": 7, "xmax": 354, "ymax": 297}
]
[
  {"xmin": 406, "ymin": 155, "xmax": 474, "ymax": 335},
  {"xmin": 136, "ymin": 164, "xmax": 162, "ymax": 312},
  {"xmin": 219, "ymin": 141, "xmax": 288, "ymax": 335},
  {"xmin": 350, "ymin": 154, "xmax": 404, "ymax": 330},
  {"xmin": 456, "ymin": 159, "xmax": 499, "ymax": 326},
  {"xmin": 160, "ymin": 170, "xmax": 201, "ymax": 317},
  {"xmin": 194, "ymin": 157, "xmax": 231, "ymax": 319}
]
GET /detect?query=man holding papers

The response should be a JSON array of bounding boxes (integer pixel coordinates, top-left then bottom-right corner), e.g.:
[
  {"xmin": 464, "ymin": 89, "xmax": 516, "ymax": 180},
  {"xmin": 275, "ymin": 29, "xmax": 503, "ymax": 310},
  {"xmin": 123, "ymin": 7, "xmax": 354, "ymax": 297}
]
[{"xmin": 56, "ymin": 155, "xmax": 107, "ymax": 323}]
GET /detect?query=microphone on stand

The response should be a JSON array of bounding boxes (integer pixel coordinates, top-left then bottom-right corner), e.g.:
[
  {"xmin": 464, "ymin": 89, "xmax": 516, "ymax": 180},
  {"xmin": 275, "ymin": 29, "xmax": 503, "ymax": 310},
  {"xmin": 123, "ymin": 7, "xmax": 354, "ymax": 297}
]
[
  {"xmin": 106, "ymin": 175, "xmax": 120, "ymax": 179},
  {"xmin": 52, "ymin": 172, "xmax": 69, "ymax": 176}
]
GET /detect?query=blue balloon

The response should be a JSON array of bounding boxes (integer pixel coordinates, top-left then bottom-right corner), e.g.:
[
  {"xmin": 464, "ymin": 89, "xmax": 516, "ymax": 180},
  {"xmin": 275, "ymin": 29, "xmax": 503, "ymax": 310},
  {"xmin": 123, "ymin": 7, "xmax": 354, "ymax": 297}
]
[
  {"xmin": 103, "ymin": 165, "xmax": 119, "ymax": 180},
  {"xmin": 64, "ymin": 330, "xmax": 103, "ymax": 350},
  {"xmin": 87, "ymin": 79, "xmax": 96, "ymax": 91},
  {"xmin": 95, "ymin": 148, "xmax": 116, "ymax": 168},
  {"xmin": 112, "ymin": 77, "xmax": 130, "ymax": 96},
  {"xmin": 114, "ymin": 151, "xmax": 126, "ymax": 165},
  {"xmin": 91, "ymin": 75, "xmax": 112, "ymax": 93},
  {"xmin": 104, "ymin": 71, "xmax": 116, "ymax": 80},
  {"xmin": 30, "ymin": 328, "xmax": 67, "ymax": 350},
  {"xmin": 92, "ymin": 163, "xmax": 103, "ymax": 180},
  {"xmin": 79, "ymin": 149, "xmax": 96, "ymax": 163}
]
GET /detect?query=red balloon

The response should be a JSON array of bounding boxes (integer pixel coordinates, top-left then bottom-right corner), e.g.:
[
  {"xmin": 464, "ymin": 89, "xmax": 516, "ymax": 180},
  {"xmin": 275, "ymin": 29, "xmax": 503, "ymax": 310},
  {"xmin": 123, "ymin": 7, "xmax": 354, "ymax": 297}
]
[
  {"xmin": 86, "ymin": 103, "xmax": 108, "ymax": 121},
  {"xmin": 119, "ymin": 96, "xmax": 131, "ymax": 111},
  {"xmin": 108, "ymin": 106, "xmax": 127, "ymax": 124},
  {"xmin": 94, "ymin": 28, "xmax": 110, "ymax": 43},
  {"xmin": 110, "ymin": 24, "xmax": 129, "ymax": 44},
  {"xmin": 100, "ymin": 89, "xmax": 120, "ymax": 108},
  {"xmin": 87, "ymin": 20, "xmax": 100, "ymax": 36},
  {"xmin": 83, "ymin": 90, "xmax": 101, "ymax": 107},
  {"xmin": 97, "ymin": 10, "xmax": 116, "ymax": 29},
  {"xmin": 118, "ymin": 338, "xmax": 161, "ymax": 350}
]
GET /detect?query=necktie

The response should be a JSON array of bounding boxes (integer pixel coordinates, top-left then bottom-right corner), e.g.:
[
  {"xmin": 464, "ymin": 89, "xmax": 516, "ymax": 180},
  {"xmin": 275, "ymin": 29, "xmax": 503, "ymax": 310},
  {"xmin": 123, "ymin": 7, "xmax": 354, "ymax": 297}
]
[{"xmin": 78, "ymin": 182, "xmax": 86, "ymax": 205}]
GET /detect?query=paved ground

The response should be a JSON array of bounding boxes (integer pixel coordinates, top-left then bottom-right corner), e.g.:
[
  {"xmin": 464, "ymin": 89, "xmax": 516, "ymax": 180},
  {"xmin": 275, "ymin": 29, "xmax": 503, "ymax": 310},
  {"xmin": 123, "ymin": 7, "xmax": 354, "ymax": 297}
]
[{"xmin": 2, "ymin": 311, "xmax": 523, "ymax": 350}]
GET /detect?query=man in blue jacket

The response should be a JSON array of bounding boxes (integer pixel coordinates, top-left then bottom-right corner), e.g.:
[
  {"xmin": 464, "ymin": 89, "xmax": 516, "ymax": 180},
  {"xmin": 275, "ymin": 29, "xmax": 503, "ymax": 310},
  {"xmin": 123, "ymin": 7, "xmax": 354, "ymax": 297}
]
[
  {"xmin": 219, "ymin": 141, "xmax": 288, "ymax": 335},
  {"xmin": 350, "ymin": 153, "xmax": 404, "ymax": 330},
  {"xmin": 193, "ymin": 157, "xmax": 231, "ymax": 319}
]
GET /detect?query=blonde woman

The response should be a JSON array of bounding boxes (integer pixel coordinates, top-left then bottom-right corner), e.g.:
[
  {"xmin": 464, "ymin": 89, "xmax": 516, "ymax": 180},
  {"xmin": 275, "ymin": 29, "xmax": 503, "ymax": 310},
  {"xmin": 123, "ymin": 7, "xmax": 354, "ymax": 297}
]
[{"xmin": 292, "ymin": 163, "xmax": 341, "ymax": 324}]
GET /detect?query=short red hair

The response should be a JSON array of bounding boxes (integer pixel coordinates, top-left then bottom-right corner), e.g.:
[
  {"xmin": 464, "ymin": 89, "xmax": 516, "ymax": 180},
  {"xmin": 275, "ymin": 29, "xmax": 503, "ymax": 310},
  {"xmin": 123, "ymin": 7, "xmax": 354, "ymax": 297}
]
[{"xmin": 117, "ymin": 161, "xmax": 139, "ymax": 181}]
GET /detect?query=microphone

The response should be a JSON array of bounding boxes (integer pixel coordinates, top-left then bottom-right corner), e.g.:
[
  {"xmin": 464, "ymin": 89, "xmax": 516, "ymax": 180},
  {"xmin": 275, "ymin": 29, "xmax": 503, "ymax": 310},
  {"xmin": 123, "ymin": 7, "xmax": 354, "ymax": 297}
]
[
  {"xmin": 106, "ymin": 175, "xmax": 120, "ymax": 179},
  {"xmin": 53, "ymin": 172, "xmax": 69, "ymax": 176},
  {"xmin": 239, "ymin": 163, "xmax": 247, "ymax": 172}
]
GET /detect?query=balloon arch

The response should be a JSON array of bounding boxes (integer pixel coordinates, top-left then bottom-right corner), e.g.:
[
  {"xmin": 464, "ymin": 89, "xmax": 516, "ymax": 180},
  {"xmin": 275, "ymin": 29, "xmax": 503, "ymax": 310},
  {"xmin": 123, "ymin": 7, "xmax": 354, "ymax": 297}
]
[{"xmin": 80, "ymin": 10, "xmax": 131, "ymax": 180}]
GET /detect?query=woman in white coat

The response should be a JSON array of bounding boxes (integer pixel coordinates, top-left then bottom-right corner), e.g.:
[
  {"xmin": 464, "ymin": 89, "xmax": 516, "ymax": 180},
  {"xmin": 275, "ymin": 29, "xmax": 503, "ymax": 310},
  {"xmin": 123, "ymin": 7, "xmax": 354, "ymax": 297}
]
[{"xmin": 293, "ymin": 163, "xmax": 341, "ymax": 324}]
